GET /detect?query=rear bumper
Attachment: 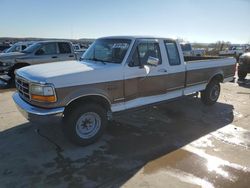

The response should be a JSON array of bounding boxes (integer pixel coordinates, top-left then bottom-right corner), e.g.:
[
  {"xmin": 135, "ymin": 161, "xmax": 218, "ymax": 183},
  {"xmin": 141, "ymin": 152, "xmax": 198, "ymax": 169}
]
[{"xmin": 12, "ymin": 92, "xmax": 65, "ymax": 122}]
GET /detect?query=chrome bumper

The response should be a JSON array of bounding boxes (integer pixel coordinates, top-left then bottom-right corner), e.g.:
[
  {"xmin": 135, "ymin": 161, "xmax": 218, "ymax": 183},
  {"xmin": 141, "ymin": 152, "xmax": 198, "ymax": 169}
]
[{"xmin": 12, "ymin": 92, "xmax": 65, "ymax": 122}]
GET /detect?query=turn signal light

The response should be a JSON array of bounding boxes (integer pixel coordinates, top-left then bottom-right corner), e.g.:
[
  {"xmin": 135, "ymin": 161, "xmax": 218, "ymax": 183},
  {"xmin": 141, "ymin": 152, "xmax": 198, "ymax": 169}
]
[{"xmin": 31, "ymin": 95, "xmax": 56, "ymax": 103}]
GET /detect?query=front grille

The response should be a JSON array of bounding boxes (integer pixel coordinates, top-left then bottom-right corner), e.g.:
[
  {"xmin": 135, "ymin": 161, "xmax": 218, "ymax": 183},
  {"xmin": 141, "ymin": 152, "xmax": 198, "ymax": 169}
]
[{"xmin": 16, "ymin": 77, "xmax": 30, "ymax": 100}]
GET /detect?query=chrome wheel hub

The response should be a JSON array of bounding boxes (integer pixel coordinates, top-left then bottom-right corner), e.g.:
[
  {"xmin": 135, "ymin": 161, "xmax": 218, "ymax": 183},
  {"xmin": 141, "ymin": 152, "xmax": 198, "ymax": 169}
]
[
  {"xmin": 75, "ymin": 112, "xmax": 101, "ymax": 139},
  {"xmin": 210, "ymin": 85, "xmax": 220, "ymax": 101}
]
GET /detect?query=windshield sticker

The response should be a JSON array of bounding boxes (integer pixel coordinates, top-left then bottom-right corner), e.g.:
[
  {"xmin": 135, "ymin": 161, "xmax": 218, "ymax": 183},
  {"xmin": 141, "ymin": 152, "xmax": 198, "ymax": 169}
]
[{"xmin": 112, "ymin": 43, "xmax": 129, "ymax": 49}]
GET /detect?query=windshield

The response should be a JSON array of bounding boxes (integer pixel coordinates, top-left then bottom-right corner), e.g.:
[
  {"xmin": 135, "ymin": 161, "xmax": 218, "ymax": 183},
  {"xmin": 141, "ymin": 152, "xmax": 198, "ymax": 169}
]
[
  {"xmin": 181, "ymin": 44, "xmax": 192, "ymax": 51},
  {"xmin": 22, "ymin": 43, "xmax": 41, "ymax": 53},
  {"xmin": 5, "ymin": 44, "xmax": 20, "ymax": 53},
  {"xmin": 81, "ymin": 39, "xmax": 131, "ymax": 64}
]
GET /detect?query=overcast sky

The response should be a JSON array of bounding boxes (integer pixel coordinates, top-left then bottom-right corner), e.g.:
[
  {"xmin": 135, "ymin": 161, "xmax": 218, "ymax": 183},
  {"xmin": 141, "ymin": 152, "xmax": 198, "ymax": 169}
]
[{"xmin": 1, "ymin": 0, "xmax": 250, "ymax": 43}]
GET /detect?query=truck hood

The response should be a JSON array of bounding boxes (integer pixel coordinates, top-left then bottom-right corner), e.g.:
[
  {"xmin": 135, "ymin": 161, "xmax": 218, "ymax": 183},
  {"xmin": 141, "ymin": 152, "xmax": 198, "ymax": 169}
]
[
  {"xmin": 0, "ymin": 52, "xmax": 27, "ymax": 59},
  {"xmin": 16, "ymin": 60, "xmax": 123, "ymax": 88}
]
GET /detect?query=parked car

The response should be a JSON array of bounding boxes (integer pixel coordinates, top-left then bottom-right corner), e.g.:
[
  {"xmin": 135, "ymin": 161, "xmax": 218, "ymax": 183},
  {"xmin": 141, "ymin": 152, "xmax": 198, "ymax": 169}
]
[
  {"xmin": 13, "ymin": 36, "xmax": 236, "ymax": 146},
  {"xmin": 0, "ymin": 40, "xmax": 76, "ymax": 83},
  {"xmin": 1, "ymin": 41, "xmax": 34, "ymax": 54},
  {"xmin": 238, "ymin": 52, "xmax": 250, "ymax": 79}
]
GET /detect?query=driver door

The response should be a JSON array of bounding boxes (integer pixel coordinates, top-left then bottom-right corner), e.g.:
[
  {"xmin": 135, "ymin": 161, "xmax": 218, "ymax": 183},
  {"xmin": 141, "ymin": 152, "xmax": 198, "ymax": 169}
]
[
  {"xmin": 30, "ymin": 42, "xmax": 60, "ymax": 64},
  {"xmin": 124, "ymin": 39, "xmax": 167, "ymax": 102}
]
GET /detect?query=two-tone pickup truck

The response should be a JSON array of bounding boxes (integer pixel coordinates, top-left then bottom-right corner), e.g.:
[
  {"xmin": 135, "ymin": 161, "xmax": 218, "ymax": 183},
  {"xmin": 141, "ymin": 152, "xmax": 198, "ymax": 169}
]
[{"xmin": 13, "ymin": 36, "xmax": 236, "ymax": 146}]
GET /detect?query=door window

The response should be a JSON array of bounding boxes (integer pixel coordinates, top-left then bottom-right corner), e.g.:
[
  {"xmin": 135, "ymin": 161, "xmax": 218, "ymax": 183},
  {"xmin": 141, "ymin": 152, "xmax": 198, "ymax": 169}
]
[
  {"xmin": 130, "ymin": 42, "xmax": 161, "ymax": 67},
  {"xmin": 36, "ymin": 43, "xmax": 57, "ymax": 55},
  {"xmin": 58, "ymin": 42, "xmax": 71, "ymax": 54},
  {"xmin": 164, "ymin": 41, "xmax": 181, "ymax": 66}
]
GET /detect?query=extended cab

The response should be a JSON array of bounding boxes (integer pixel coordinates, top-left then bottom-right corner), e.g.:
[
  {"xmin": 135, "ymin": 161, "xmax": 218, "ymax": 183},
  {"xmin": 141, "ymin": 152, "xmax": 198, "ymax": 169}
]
[
  {"xmin": 0, "ymin": 40, "xmax": 76, "ymax": 83},
  {"xmin": 13, "ymin": 36, "xmax": 236, "ymax": 146}
]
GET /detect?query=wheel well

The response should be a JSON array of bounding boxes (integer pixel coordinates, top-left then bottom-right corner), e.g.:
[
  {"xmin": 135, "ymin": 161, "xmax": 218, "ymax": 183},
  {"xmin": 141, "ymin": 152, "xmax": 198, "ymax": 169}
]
[
  {"xmin": 64, "ymin": 95, "xmax": 111, "ymax": 115},
  {"xmin": 210, "ymin": 74, "xmax": 224, "ymax": 83}
]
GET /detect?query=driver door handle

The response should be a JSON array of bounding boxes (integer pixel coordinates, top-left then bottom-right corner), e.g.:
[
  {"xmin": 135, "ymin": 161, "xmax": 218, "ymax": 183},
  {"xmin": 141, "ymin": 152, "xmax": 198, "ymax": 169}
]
[
  {"xmin": 52, "ymin": 56, "xmax": 58, "ymax": 59},
  {"xmin": 158, "ymin": 68, "xmax": 167, "ymax": 73}
]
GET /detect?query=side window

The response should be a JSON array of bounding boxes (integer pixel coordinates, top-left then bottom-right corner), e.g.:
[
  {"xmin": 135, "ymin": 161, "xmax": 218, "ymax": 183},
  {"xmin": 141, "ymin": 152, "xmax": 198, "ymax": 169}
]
[
  {"xmin": 58, "ymin": 42, "xmax": 71, "ymax": 54},
  {"xmin": 130, "ymin": 42, "xmax": 162, "ymax": 67},
  {"xmin": 21, "ymin": 45, "xmax": 27, "ymax": 50},
  {"xmin": 36, "ymin": 43, "xmax": 57, "ymax": 55},
  {"xmin": 164, "ymin": 41, "xmax": 181, "ymax": 66}
]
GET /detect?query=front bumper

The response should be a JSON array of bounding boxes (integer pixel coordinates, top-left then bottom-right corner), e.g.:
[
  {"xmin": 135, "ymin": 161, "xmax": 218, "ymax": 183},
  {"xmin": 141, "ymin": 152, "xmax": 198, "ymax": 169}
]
[{"xmin": 12, "ymin": 92, "xmax": 65, "ymax": 122}]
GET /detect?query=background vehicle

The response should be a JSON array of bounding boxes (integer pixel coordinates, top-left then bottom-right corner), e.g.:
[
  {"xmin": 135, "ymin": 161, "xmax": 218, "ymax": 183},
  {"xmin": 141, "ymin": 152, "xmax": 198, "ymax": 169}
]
[
  {"xmin": 0, "ymin": 40, "xmax": 76, "ymax": 83},
  {"xmin": 180, "ymin": 43, "xmax": 193, "ymax": 56},
  {"xmin": 238, "ymin": 52, "xmax": 250, "ymax": 79},
  {"xmin": 219, "ymin": 46, "xmax": 246, "ymax": 59},
  {"xmin": 13, "ymin": 36, "xmax": 236, "ymax": 146},
  {"xmin": 1, "ymin": 41, "xmax": 34, "ymax": 54},
  {"xmin": 181, "ymin": 43, "xmax": 205, "ymax": 57},
  {"xmin": 0, "ymin": 44, "xmax": 10, "ymax": 53},
  {"xmin": 73, "ymin": 43, "xmax": 87, "ymax": 60}
]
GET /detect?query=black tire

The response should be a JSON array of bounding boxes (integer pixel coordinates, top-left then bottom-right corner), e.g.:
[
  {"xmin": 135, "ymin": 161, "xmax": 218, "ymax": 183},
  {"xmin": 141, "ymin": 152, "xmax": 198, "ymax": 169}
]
[
  {"xmin": 201, "ymin": 80, "xmax": 221, "ymax": 105},
  {"xmin": 238, "ymin": 71, "xmax": 247, "ymax": 80},
  {"xmin": 7, "ymin": 69, "xmax": 16, "ymax": 87},
  {"xmin": 63, "ymin": 103, "xmax": 107, "ymax": 146}
]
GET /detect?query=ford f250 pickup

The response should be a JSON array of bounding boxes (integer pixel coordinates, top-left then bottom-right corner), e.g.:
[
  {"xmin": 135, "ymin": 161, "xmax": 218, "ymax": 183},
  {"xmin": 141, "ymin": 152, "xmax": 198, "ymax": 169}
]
[{"xmin": 12, "ymin": 36, "xmax": 236, "ymax": 146}]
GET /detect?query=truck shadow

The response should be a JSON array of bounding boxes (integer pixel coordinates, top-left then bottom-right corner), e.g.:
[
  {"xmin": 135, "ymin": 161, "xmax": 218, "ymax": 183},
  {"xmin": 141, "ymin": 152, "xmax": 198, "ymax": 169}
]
[{"xmin": 0, "ymin": 96, "xmax": 234, "ymax": 187}]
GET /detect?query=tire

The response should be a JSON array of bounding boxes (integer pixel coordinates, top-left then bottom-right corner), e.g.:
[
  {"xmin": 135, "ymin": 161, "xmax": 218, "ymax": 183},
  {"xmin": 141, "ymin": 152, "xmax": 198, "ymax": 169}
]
[
  {"xmin": 201, "ymin": 80, "xmax": 221, "ymax": 105},
  {"xmin": 7, "ymin": 69, "xmax": 16, "ymax": 87},
  {"xmin": 238, "ymin": 71, "xmax": 247, "ymax": 80},
  {"xmin": 63, "ymin": 103, "xmax": 107, "ymax": 146}
]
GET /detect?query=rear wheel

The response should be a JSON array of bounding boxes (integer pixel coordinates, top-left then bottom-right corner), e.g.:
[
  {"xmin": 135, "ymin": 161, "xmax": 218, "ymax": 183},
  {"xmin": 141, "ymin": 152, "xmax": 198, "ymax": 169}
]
[
  {"xmin": 201, "ymin": 80, "xmax": 220, "ymax": 105},
  {"xmin": 238, "ymin": 71, "xmax": 247, "ymax": 80},
  {"xmin": 63, "ymin": 103, "xmax": 107, "ymax": 146}
]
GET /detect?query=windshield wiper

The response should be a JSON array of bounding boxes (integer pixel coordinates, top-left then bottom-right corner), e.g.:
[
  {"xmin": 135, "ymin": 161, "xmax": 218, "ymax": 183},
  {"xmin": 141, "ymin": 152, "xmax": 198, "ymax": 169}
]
[{"xmin": 83, "ymin": 58, "xmax": 106, "ymax": 65}]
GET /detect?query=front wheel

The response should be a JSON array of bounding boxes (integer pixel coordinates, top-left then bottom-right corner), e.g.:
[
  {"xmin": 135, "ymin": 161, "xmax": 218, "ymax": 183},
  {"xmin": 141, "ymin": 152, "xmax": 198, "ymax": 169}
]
[
  {"xmin": 201, "ymin": 80, "xmax": 220, "ymax": 105},
  {"xmin": 63, "ymin": 103, "xmax": 107, "ymax": 146}
]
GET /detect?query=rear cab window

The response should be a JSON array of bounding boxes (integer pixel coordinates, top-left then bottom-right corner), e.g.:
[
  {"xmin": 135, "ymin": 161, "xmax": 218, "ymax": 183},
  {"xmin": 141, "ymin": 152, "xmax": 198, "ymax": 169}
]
[{"xmin": 164, "ymin": 40, "xmax": 181, "ymax": 66}]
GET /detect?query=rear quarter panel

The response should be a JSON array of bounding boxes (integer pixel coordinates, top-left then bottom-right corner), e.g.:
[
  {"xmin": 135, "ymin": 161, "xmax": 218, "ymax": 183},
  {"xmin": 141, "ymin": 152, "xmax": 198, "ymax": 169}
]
[{"xmin": 186, "ymin": 57, "xmax": 236, "ymax": 86}]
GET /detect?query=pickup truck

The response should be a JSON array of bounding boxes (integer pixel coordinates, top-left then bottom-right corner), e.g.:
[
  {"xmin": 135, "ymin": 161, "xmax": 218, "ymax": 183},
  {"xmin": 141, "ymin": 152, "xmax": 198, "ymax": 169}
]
[
  {"xmin": 238, "ymin": 52, "xmax": 250, "ymax": 79},
  {"xmin": 219, "ymin": 46, "xmax": 246, "ymax": 59},
  {"xmin": 0, "ymin": 40, "xmax": 76, "ymax": 83},
  {"xmin": 12, "ymin": 36, "xmax": 236, "ymax": 146}
]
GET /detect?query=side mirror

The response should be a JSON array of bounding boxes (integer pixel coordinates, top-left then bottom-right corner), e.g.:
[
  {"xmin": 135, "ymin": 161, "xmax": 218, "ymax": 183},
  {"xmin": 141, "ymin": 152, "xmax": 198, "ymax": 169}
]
[
  {"xmin": 147, "ymin": 56, "xmax": 159, "ymax": 66},
  {"xmin": 35, "ymin": 49, "xmax": 45, "ymax": 55}
]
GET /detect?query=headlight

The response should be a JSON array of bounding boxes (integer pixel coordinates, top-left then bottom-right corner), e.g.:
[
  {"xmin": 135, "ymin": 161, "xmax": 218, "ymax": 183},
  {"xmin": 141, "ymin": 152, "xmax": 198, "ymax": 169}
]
[{"xmin": 30, "ymin": 84, "xmax": 56, "ymax": 102}]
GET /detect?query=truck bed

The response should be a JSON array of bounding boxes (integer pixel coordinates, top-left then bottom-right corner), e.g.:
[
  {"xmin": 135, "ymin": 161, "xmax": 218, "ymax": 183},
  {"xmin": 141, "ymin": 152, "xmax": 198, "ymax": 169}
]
[
  {"xmin": 184, "ymin": 56, "xmax": 225, "ymax": 62},
  {"xmin": 184, "ymin": 56, "xmax": 236, "ymax": 93}
]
